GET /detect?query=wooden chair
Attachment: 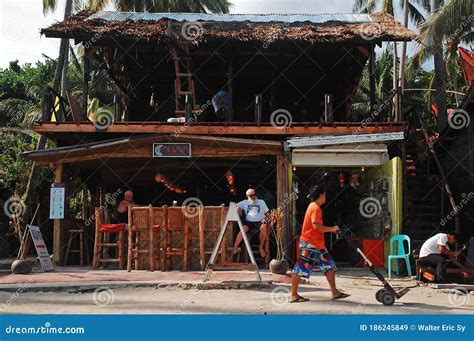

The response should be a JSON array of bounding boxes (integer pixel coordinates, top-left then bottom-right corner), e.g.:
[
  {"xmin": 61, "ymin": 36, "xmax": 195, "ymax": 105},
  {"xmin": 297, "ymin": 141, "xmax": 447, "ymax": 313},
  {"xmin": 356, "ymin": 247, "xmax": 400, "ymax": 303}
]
[
  {"xmin": 92, "ymin": 208, "xmax": 126, "ymax": 269},
  {"xmin": 198, "ymin": 205, "xmax": 231, "ymax": 270},
  {"xmin": 127, "ymin": 206, "xmax": 154, "ymax": 272},
  {"xmin": 165, "ymin": 206, "xmax": 190, "ymax": 271},
  {"xmin": 151, "ymin": 205, "xmax": 167, "ymax": 271},
  {"xmin": 64, "ymin": 228, "xmax": 90, "ymax": 266}
]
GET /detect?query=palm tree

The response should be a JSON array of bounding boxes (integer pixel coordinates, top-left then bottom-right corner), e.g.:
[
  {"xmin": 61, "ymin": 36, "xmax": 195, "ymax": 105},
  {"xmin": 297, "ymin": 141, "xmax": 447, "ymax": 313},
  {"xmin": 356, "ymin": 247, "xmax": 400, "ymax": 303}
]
[
  {"xmin": 353, "ymin": 1, "xmax": 431, "ymax": 120},
  {"xmin": 418, "ymin": 0, "xmax": 473, "ymax": 48},
  {"xmin": 351, "ymin": 49, "xmax": 395, "ymax": 119},
  {"xmin": 353, "ymin": 0, "xmax": 429, "ymax": 24},
  {"xmin": 417, "ymin": 0, "xmax": 473, "ymax": 107}
]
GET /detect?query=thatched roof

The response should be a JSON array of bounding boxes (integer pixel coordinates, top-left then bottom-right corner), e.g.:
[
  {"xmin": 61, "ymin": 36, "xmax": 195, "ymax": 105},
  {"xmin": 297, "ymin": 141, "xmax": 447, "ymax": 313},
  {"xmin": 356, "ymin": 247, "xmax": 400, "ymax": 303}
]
[{"xmin": 41, "ymin": 11, "xmax": 416, "ymax": 44}]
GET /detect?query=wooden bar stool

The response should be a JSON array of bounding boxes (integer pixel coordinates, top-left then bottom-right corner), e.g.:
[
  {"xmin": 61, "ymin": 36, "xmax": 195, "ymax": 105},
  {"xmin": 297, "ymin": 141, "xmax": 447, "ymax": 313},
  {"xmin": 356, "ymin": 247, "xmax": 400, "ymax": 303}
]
[
  {"xmin": 92, "ymin": 208, "xmax": 126, "ymax": 269},
  {"xmin": 64, "ymin": 229, "xmax": 90, "ymax": 266},
  {"xmin": 165, "ymin": 206, "xmax": 189, "ymax": 271},
  {"xmin": 151, "ymin": 205, "xmax": 167, "ymax": 271},
  {"xmin": 127, "ymin": 206, "xmax": 154, "ymax": 272}
]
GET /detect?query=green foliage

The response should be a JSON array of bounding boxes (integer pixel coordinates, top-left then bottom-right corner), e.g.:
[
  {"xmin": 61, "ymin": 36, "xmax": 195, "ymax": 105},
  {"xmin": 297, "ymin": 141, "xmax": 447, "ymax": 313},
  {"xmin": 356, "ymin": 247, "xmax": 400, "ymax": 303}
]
[
  {"xmin": 0, "ymin": 133, "xmax": 36, "ymax": 195},
  {"xmin": 0, "ymin": 60, "xmax": 55, "ymax": 197}
]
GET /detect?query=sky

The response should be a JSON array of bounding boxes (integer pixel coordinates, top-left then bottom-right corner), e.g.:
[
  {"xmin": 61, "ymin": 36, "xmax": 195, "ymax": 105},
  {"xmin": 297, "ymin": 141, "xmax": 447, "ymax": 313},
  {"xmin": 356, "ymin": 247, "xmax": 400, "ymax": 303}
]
[{"xmin": 0, "ymin": 0, "xmax": 418, "ymax": 69}]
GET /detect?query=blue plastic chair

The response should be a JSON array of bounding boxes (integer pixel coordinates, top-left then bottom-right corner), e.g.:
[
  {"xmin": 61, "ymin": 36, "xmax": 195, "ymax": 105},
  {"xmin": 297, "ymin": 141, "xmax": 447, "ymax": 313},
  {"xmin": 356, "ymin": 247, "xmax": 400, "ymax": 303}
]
[{"xmin": 387, "ymin": 234, "xmax": 412, "ymax": 279}]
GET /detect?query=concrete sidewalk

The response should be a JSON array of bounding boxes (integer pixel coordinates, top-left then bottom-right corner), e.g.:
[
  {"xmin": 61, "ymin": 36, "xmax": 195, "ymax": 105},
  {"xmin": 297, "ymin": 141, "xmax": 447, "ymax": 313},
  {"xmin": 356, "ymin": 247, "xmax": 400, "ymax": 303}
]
[
  {"xmin": 0, "ymin": 266, "xmax": 414, "ymax": 293},
  {"xmin": 0, "ymin": 266, "xmax": 293, "ymax": 292}
]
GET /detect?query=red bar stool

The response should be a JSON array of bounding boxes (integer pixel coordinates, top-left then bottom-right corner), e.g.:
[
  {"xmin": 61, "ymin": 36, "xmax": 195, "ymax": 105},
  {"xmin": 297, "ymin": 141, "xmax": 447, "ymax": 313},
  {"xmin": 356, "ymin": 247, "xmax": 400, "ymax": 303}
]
[{"xmin": 92, "ymin": 208, "xmax": 126, "ymax": 269}]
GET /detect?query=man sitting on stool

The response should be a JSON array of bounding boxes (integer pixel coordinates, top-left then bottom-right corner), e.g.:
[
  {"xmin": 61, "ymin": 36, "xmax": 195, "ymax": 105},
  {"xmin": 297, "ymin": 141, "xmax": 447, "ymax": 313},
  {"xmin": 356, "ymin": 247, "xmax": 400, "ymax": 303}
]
[
  {"xmin": 419, "ymin": 232, "xmax": 459, "ymax": 283},
  {"xmin": 232, "ymin": 188, "xmax": 269, "ymax": 258}
]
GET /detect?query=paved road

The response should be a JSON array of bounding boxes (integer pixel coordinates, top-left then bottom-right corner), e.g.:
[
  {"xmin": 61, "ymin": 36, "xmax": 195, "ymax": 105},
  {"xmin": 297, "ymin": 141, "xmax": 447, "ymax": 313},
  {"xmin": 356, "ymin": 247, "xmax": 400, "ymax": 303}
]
[{"xmin": 0, "ymin": 275, "xmax": 472, "ymax": 314}]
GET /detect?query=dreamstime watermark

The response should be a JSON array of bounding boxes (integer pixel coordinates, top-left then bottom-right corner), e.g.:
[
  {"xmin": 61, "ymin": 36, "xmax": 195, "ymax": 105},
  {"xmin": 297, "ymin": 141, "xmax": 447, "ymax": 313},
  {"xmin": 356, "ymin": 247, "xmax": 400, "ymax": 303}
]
[
  {"xmin": 447, "ymin": 287, "xmax": 470, "ymax": 307},
  {"xmin": 181, "ymin": 197, "xmax": 203, "ymax": 218},
  {"xmin": 440, "ymin": 192, "xmax": 474, "ymax": 226},
  {"xmin": 181, "ymin": 21, "xmax": 204, "ymax": 41},
  {"xmin": 351, "ymin": 291, "xmax": 375, "ymax": 314},
  {"xmin": 84, "ymin": 188, "xmax": 122, "ymax": 226},
  {"xmin": 92, "ymin": 108, "xmax": 115, "ymax": 131},
  {"xmin": 1, "ymin": 18, "xmax": 36, "ymax": 42},
  {"xmin": 353, "ymin": 100, "xmax": 390, "ymax": 136},
  {"xmin": 359, "ymin": 23, "xmax": 382, "ymax": 41},
  {"xmin": 173, "ymin": 100, "xmax": 211, "ymax": 137},
  {"xmin": 83, "ymin": 32, "xmax": 103, "ymax": 49},
  {"xmin": 270, "ymin": 109, "xmax": 292, "ymax": 129},
  {"xmin": 0, "ymin": 279, "xmax": 33, "ymax": 312},
  {"xmin": 92, "ymin": 287, "xmax": 115, "ymax": 306},
  {"xmin": 3, "ymin": 195, "xmax": 26, "ymax": 218},
  {"xmin": 176, "ymin": 284, "xmax": 205, "ymax": 313},
  {"xmin": 271, "ymin": 286, "xmax": 290, "ymax": 307},
  {"xmin": 451, "ymin": 15, "xmax": 474, "ymax": 40},
  {"xmin": 4, "ymin": 322, "xmax": 85, "ymax": 335},
  {"xmin": 359, "ymin": 197, "xmax": 382, "ymax": 218},
  {"xmin": 262, "ymin": 22, "xmax": 290, "ymax": 49},
  {"xmin": 448, "ymin": 109, "xmax": 470, "ymax": 130}
]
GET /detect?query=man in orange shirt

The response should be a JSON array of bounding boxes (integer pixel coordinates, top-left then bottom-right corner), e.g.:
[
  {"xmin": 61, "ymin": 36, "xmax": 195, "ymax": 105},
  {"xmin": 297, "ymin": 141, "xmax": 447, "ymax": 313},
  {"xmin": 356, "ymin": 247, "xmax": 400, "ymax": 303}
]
[{"xmin": 290, "ymin": 185, "xmax": 350, "ymax": 302}]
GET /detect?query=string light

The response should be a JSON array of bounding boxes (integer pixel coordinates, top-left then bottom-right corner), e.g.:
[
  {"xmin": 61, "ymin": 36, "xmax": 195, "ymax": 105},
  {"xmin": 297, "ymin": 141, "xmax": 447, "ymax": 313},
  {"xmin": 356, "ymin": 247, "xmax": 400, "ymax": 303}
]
[
  {"xmin": 225, "ymin": 171, "xmax": 237, "ymax": 195},
  {"xmin": 154, "ymin": 172, "xmax": 186, "ymax": 194}
]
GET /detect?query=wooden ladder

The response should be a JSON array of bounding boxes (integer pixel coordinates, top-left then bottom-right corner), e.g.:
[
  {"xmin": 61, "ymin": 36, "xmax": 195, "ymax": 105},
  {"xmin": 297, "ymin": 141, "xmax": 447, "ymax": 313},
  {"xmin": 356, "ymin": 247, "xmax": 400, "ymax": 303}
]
[{"xmin": 172, "ymin": 43, "xmax": 196, "ymax": 118}]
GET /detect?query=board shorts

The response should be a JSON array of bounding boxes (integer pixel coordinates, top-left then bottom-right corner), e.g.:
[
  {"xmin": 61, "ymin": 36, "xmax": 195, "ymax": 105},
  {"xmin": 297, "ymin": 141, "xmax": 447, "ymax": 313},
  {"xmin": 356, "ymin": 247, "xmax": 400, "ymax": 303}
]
[
  {"xmin": 292, "ymin": 240, "xmax": 337, "ymax": 278},
  {"xmin": 244, "ymin": 221, "xmax": 264, "ymax": 231}
]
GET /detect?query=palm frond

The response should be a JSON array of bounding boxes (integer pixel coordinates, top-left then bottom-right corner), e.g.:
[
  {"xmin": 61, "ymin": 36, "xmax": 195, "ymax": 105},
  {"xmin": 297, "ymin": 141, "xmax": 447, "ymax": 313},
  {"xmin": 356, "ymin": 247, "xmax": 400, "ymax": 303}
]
[
  {"xmin": 42, "ymin": 0, "xmax": 57, "ymax": 15},
  {"xmin": 353, "ymin": 0, "xmax": 371, "ymax": 12},
  {"xmin": 407, "ymin": 1, "xmax": 426, "ymax": 25},
  {"xmin": 419, "ymin": 0, "xmax": 474, "ymax": 46}
]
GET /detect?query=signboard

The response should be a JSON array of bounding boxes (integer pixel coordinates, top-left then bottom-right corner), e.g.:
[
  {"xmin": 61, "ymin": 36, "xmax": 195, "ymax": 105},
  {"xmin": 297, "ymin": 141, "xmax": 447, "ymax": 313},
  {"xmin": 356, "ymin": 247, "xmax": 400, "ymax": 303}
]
[
  {"xmin": 50, "ymin": 184, "xmax": 65, "ymax": 219},
  {"xmin": 153, "ymin": 143, "xmax": 191, "ymax": 158},
  {"xmin": 28, "ymin": 225, "xmax": 54, "ymax": 272}
]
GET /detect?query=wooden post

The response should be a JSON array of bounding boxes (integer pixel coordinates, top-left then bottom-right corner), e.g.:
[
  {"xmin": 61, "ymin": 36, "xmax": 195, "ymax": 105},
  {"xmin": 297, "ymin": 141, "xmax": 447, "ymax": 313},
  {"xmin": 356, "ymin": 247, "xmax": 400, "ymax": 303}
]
[
  {"xmin": 324, "ymin": 94, "xmax": 333, "ymax": 124},
  {"xmin": 198, "ymin": 206, "xmax": 206, "ymax": 270},
  {"xmin": 255, "ymin": 94, "xmax": 262, "ymax": 124},
  {"xmin": 227, "ymin": 58, "xmax": 234, "ymax": 122},
  {"xmin": 81, "ymin": 187, "xmax": 88, "ymax": 219},
  {"xmin": 53, "ymin": 163, "xmax": 63, "ymax": 264},
  {"xmin": 393, "ymin": 41, "xmax": 399, "ymax": 122},
  {"xmin": 277, "ymin": 155, "xmax": 290, "ymax": 261}
]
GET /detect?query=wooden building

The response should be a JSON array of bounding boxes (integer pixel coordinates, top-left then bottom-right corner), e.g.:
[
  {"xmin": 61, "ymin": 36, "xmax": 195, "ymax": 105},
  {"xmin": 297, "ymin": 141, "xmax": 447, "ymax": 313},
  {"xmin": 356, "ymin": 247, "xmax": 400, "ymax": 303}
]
[{"xmin": 28, "ymin": 11, "xmax": 415, "ymax": 268}]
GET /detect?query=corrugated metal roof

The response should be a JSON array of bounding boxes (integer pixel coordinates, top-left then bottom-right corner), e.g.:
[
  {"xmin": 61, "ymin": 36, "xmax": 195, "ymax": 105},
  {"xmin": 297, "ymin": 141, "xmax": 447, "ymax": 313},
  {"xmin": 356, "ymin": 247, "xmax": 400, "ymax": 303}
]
[{"xmin": 87, "ymin": 11, "xmax": 374, "ymax": 24}]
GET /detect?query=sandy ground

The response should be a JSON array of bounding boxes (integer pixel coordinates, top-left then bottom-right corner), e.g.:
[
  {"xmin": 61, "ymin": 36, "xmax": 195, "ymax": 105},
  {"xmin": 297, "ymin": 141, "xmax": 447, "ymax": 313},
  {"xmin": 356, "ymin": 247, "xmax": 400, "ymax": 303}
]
[{"xmin": 0, "ymin": 274, "xmax": 472, "ymax": 314}]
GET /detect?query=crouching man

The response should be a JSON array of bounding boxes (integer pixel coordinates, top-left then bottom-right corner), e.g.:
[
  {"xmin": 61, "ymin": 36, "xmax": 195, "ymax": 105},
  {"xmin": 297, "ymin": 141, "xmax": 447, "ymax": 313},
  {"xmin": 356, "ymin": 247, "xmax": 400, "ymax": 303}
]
[{"xmin": 419, "ymin": 232, "xmax": 459, "ymax": 283}]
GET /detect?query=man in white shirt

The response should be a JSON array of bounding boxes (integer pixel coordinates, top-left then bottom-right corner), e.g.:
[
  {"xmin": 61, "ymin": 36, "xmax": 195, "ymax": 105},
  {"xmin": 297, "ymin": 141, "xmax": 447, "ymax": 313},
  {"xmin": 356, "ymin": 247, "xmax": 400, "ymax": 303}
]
[
  {"xmin": 419, "ymin": 232, "xmax": 459, "ymax": 282},
  {"xmin": 232, "ymin": 188, "xmax": 269, "ymax": 258}
]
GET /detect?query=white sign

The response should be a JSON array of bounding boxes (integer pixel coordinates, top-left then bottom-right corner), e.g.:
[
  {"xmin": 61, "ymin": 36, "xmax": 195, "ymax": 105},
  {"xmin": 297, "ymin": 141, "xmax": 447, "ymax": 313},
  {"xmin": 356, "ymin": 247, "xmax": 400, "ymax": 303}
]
[
  {"xmin": 50, "ymin": 184, "xmax": 65, "ymax": 219},
  {"xmin": 28, "ymin": 225, "xmax": 54, "ymax": 272}
]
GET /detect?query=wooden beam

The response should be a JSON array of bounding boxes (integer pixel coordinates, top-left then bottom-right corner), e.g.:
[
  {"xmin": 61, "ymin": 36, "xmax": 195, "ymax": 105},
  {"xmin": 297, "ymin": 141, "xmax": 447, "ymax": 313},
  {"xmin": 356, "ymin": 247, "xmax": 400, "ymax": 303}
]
[
  {"xmin": 53, "ymin": 163, "xmax": 63, "ymax": 264},
  {"xmin": 34, "ymin": 122, "xmax": 406, "ymax": 136},
  {"xmin": 31, "ymin": 150, "xmax": 276, "ymax": 165}
]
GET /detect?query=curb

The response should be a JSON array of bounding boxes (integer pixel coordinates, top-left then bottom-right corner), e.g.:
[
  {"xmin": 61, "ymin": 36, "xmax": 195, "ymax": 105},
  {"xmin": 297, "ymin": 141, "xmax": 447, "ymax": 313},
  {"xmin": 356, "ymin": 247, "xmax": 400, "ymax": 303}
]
[{"xmin": 0, "ymin": 280, "xmax": 274, "ymax": 293}]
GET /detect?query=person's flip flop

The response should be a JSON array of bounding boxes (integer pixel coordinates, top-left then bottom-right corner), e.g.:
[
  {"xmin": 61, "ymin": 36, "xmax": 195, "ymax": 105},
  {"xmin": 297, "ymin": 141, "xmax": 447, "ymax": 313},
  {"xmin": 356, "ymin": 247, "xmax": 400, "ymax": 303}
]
[
  {"xmin": 332, "ymin": 292, "xmax": 350, "ymax": 300},
  {"xmin": 289, "ymin": 296, "xmax": 310, "ymax": 303}
]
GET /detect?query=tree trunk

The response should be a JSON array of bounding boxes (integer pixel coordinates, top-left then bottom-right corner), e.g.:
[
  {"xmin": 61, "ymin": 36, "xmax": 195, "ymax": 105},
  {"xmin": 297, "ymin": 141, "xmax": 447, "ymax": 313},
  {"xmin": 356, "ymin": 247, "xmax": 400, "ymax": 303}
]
[
  {"xmin": 431, "ymin": 0, "xmax": 448, "ymax": 131},
  {"xmin": 24, "ymin": 0, "xmax": 73, "ymax": 206}
]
